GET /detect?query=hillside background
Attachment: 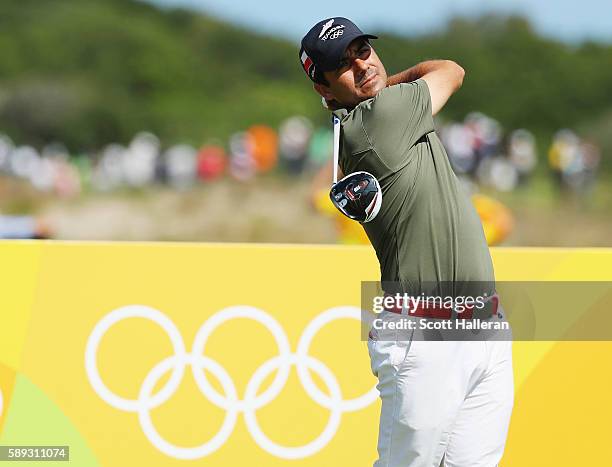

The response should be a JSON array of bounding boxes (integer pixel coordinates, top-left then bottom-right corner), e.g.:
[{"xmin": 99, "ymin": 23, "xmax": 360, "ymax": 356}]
[{"xmin": 1, "ymin": 0, "xmax": 612, "ymax": 160}]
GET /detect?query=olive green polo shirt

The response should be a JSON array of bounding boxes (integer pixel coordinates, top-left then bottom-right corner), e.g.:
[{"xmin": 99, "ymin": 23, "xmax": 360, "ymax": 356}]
[{"xmin": 333, "ymin": 79, "xmax": 494, "ymax": 293}]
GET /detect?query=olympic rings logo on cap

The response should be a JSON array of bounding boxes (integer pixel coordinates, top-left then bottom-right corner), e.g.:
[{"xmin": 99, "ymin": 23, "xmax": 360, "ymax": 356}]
[
  {"xmin": 329, "ymin": 29, "xmax": 344, "ymax": 40},
  {"xmin": 84, "ymin": 305, "xmax": 378, "ymax": 460}
]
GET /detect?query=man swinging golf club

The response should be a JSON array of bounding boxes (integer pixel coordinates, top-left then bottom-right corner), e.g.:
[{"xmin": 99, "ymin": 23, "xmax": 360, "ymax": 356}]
[{"xmin": 299, "ymin": 17, "xmax": 514, "ymax": 467}]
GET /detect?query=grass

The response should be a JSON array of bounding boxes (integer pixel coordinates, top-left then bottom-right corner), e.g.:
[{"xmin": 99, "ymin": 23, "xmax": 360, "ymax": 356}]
[{"xmin": 1, "ymin": 174, "xmax": 610, "ymax": 246}]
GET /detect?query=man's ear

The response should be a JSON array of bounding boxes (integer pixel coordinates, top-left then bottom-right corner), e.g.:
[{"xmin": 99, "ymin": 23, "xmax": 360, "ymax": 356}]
[{"xmin": 314, "ymin": 83, "xmax": 334, "ymax": 101}]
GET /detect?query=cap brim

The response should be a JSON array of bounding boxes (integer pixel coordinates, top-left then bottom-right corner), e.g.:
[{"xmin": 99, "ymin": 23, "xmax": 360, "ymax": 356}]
[{"xmin": 319, "ymin": 33, "xmax": 378, "ymax": 72}]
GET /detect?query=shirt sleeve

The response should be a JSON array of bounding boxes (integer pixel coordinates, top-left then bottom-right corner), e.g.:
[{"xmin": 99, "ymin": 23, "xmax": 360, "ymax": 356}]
[{"xmin": 360, "ymin": 79, "xmax": 435, "ymax": 172}]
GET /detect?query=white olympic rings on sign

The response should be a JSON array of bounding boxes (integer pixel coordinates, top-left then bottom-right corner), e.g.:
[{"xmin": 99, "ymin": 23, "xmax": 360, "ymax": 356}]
[{"xmin": 84, "ymin": 305, "xmax": 377, "ymax": 460}]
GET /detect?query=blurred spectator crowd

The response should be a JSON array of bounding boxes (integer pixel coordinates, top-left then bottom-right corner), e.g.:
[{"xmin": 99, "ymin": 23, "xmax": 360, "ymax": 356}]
[
  {"xmin": 0, "ymin": 113, "xmax": 602, "ymax": 240},
  {"xmin": 0, "ymin": 113, "xmax": 601, "ymax": 197},
  {"xmin": 440, "ymin": 112, "xmax": 600, "ymax": 193},
  {"xmin": 0, "ymin": 116, "xmax": 333, "ymax": 197},
  {"xmin": 548, "ymin": 129, "xmax": 601, "ymax": 192}
]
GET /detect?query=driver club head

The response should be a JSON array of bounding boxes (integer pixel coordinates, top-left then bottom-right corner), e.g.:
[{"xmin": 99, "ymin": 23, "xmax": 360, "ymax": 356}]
[{"xmin": 329, "ymin": 171, "xmax": 382, "ymax": 223}]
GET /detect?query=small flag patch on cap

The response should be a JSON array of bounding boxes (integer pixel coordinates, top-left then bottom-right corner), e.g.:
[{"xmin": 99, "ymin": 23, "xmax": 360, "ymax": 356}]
[
  {"xmin": 301, "ymin": 50, "xmax": 313, "ymax": 74},
  {"xmin": 300, "ymin": 50, "xmax": 315, "ymax": 79}
]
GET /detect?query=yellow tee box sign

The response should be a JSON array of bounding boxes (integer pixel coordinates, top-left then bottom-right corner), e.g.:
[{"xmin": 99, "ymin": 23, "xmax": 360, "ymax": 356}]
[{"xmin": 0, "ymin": 242, "xmax": 611, "ymax": 467}]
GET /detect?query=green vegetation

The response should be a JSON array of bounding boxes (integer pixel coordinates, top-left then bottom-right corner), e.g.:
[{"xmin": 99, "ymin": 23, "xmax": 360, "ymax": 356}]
[{"xmin": 0, "ymin": 0, "xmax": 611, "ymax": 168}]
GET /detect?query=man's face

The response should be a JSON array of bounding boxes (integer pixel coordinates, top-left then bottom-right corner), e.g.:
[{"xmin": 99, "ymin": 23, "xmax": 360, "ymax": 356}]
[{"xmin": 317, "ymin": 38, "xmax": 388, "ymax": 108}]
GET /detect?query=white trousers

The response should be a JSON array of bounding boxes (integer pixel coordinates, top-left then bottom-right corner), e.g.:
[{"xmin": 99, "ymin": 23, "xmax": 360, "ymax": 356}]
[{"xmin": 368, "ymin": 318, "xmax": 514, "ymax": 467}]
